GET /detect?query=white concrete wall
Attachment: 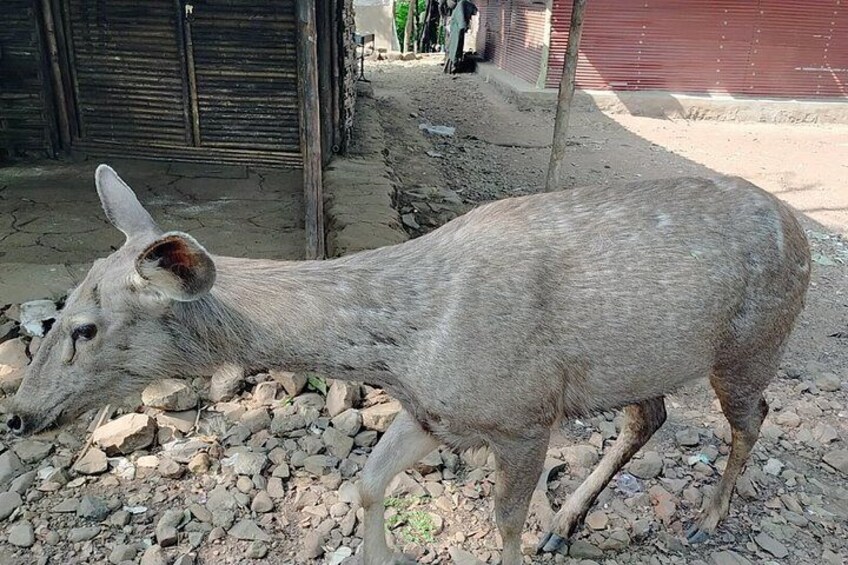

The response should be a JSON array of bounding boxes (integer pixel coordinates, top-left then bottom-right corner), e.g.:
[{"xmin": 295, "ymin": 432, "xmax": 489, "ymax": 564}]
[{"xmin": 354, "ymin": 0, "xmax": 400, "ymax": 52}]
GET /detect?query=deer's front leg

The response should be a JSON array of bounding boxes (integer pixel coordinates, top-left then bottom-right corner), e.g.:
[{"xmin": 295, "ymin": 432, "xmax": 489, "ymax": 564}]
[
  {"xmin": 491, "ymin": 432, "xmax": 550, "ymax": 565},
  {"xmin": 359, "ymin": 409, "xmax": 439, "ymax": 565}
]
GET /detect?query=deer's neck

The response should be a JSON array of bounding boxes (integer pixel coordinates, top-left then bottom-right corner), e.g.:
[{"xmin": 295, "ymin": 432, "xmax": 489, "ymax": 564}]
[{"xmin": 169, "ymin": 255, "xmax": 410, "ymax": 386}]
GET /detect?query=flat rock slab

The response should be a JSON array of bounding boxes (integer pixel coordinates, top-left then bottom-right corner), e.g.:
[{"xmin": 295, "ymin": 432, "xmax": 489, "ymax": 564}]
[
  {"xmin": 0, "ymin": 264, "xmax": 84, "ymax": 304},
  {"xmin": 13, "ymin": 439, "xmax": 54, "ymax": 464},
  {"xmin": 629, "ymin": 451, "xmax": 664, "ymax": 479},
  {"xmin": 228, "ymin": 519, "xmax": 271, "ymax": 542},
  {"xmin": 142, "ymin": 379, "xmax": 198, "ymax": 411},
  {"xmin": 360, "ymin": 400, "xmax": 402, "ymax": 432},
  {"xmin": 73, "ymin": 447, "xmax": 109, "ymax": 475},
  {"xmin": 823, "ymin": 449, "xmax": 848, "ymax": 475},
  {"xmin": 93, "ymin": 414, "xmax": 157, "ymax": 456},
  {"xmin": 754, "ymin": 532, "xmax": 789, "ymax": 558},
  {"xmin": 68, "ymin": 525, "xmax": 101, "ymax": 542},
  {"xmin": 448, "ymin": 547, "xmax": 485, "ymax": 565},
  {"xmin": 0, "ymin": 491, "xmax": 23, "ymax": 520},
  {"xmin": 7, "ymin": 520, "xmax": 34, "ymax": 547},
  {"xmin": 0, "ymin": 451, "xmax": 24, "ymax": 487},
  {"xmin": 711, "ymin": 551, "xmax": 754, "ymax": 565}
]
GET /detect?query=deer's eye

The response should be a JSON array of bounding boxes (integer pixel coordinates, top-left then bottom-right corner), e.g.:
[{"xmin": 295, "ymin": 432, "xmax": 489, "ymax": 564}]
[{"xmin": 72, "ymin": 324, "xmax": 97, "ymax": 342}]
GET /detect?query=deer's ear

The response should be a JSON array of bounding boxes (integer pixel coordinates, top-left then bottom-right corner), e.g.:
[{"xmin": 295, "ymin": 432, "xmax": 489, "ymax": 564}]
[
  {"xmin": 96, "ymin": 164, "xmax": 159, "ymax": 241},
  {"xmin": 136, "ymin": 232, "xmax": 216, "ymax": 301}
]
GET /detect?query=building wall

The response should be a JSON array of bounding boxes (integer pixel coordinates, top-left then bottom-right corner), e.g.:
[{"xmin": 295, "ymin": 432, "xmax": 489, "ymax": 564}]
[
  {"xmin": 341, "ymin": 0, "xmax": 358, "ymax": 151},
  {"xmin": 478, "ymin": 0, "xmax": 848, "ymax": 99},
  {"xmin": 354, "ymin": 0, "xmax": 400, "ymax": 52},
  {"xmin": 476, "ymin": 0, "xmax": 547, "ymax": 85},
  {"xmin": 1, "ymin": 0, "xmax": 355, "ymax": 167}
]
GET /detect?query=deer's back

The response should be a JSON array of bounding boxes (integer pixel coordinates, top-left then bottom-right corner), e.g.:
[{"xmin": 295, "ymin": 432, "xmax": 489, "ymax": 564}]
[{"xmin": 351, "ymin": 177, "xmax": 810, "ymax": 436}]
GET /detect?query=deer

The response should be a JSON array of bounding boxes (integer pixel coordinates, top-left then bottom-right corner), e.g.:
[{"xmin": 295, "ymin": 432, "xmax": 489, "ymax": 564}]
[{"xmin": 7, "ymin": 165, "xmax": 810, "ymax": 565}]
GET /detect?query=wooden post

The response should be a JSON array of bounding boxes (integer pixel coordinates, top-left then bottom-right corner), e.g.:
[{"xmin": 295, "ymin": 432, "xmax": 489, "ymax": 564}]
[
  {"xmin": 181, "ymin": 4, "xmax": 202, "ymax": 147},
  {"xmin": 544, "ymin": 0, "xmax": 587, "ymax": 193},
  {"xmin": 174, "ymin": 0, "xmax": 194, "ymax": 146},
  {"xmin": 297, "ymin": 0, "xmax": 325, "ymax": 260},
  {"xmin": 60, "ymin": 0, "xmax": 82, "ymax": 139},
  {"xmin": 330, "ymin": 0, "xmax": 342, "ymax": 151},
  {"xmin": 40, "ymin": 0, "xmax": 71, "ymax": 149},
  {"xmin": 50, "ymin": 0, "xmax": 78, "ymax": 139}
]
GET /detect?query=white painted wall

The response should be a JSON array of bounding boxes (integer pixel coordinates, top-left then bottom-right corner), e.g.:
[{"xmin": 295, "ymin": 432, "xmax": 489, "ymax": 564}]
[{"xmin": 354, "ymin": 0, "xmax": 400, "ymax": 52}]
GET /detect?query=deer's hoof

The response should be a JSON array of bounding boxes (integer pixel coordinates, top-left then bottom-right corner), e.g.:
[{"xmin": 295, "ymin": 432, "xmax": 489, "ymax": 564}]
[
  {"xmin": 536, "ymin": 532, "xmax": 567, "ymax": 554},
  {"xmin": 685, "ymin": 524, "xmax": 710, "ymax": 545}
]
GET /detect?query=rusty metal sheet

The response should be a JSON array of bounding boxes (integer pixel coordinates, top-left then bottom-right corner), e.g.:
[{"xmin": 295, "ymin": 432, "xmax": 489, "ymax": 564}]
[
  {"xmin": 69, "ymin": 0, "xmax": 189, "ymax": 145},
  {"xmin": 67, "ymin": 0, "xmax": 302, "ymax": 167},
  {"xmin": 190, "ymin": 0, "xmax": 301, "ymax": 152},
  {"xmin": 0, "ymin": 0, "xmax": 56, "ymax": 158}
]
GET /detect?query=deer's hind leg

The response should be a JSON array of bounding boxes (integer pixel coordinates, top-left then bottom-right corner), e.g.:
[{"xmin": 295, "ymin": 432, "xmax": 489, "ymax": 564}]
[
  {"xmin": 687, "ymin": 351, "xmax": 776, "ymax": 543},
  {"xmin": 539, "ymin": 397, "xmax": 667, "ymax": 553}
]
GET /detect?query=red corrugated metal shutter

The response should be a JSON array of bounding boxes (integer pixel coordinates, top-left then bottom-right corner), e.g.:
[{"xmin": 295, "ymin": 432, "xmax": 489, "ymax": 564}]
[
  {"xmin": 746, "ymin": 1, "xmax": 848, "ymax": 97},
  {"xmin": 502, "ymin": 1, "xmax": 548, "ymax": 85},
  {"xmin": 475, "ymin": 0, "xmax": 490, "ymax": 55},
  {"xmin": 476, "ymin": 0, "xmax": 503, "ymax": 62},
  {"xmin": 546, "ymin": 0, "xmax": 847, "ymax": 99}
]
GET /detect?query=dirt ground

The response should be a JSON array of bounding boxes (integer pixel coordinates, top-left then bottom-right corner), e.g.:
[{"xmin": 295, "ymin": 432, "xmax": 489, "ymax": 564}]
[
  {"xmin": 0, "ymin": 58, "xmax": 846, "ymax": 565},
  {"xmin": 368, "ymin": 57, "xmax": 848, "ymax": 563}
]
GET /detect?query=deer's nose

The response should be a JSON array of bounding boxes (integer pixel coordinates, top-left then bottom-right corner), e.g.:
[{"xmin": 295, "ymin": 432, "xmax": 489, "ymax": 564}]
[{"xmin": 6, "ymin": 414, "xmax": 23, "ymax": 434}]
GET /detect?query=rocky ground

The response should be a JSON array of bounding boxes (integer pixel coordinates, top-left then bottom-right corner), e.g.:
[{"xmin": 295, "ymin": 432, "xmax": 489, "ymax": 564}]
[{"xmin": 0, "ymin": 58, "xmax": 847, "ymax": 565}]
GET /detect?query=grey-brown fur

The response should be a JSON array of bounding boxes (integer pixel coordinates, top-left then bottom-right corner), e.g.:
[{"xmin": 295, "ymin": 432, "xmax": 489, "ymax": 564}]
[{"xmin": 9, "ymin": 166, "xmax": 810, "ymax": 564}]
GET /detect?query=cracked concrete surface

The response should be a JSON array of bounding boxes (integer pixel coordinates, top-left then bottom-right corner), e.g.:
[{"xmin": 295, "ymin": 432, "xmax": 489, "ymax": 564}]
[
  {"xmin": 323, "ymin": 84, "xmax": 408, "ymax": 257},
  {"xmin": 0, "ymin": 159, "xmax": 305, "ymax": 304}
]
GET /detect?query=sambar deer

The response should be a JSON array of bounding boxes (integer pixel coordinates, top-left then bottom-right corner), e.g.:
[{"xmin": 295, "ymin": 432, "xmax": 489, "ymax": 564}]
[{"xmin": 8, "ymin": 166, "xmax": 810, "ymax": 564}]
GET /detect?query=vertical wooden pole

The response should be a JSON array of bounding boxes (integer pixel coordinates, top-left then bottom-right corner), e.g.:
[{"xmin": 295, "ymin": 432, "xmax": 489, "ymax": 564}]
[
  {"xmin": 61, "ymin": 0, "xmax": 82, "ymax": 139},
  {"xmin": 174, "ymin": 0, "xmax": 194, "ymax": 146},
  {"xmin": 40, "ymin": 0, "xmax": 71, "ymax": 149},
  {"xmin": 182, "ymin": 9, "xmax": 202, "ymax": 147},
  {"xmin": 50, "ymin": 0, "xmax": 78, "ymax": 139},
  {"xmin": 545, "ymin": 0, "xmax": 587, "ymax": 193},
  {"xmin": 297, "ymin": 0, "xmax": 325, "ymax": 260}
]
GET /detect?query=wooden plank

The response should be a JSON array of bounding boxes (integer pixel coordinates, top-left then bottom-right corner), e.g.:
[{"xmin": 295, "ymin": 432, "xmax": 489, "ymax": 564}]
[
  {"xmin": 330, "ymin": 0, "xmax": 342, "ymax": 152},
  {"xmin": 316, "ymin": 0, "xmax": 334, "ymax": 163},
  {"xmin": 41, "ymin": 0, "xmax": 71, "ymax": 150},
  {"xmin": 51, "ymin": 0, "xmax": 79, "ymax": 139},
  {"xmin": 297, "ymin": 0, "xmax": 325, "ymax": 259}
]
